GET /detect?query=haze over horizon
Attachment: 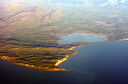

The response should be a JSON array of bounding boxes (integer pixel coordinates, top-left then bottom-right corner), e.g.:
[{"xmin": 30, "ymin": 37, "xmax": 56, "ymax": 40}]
[{"xmin": 1, "ymin": 0, "xmax": 128, "ymax": 6}]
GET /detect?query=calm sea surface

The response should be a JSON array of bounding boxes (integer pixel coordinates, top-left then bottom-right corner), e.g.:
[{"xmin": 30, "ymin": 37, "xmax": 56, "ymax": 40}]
[
  {"xmin": 1, "ymin": 41, "xmax": 128, "ymax": 84},
  {"xmin": 59, "ymin": 41, "xmax": 128, "ymax": 84}
]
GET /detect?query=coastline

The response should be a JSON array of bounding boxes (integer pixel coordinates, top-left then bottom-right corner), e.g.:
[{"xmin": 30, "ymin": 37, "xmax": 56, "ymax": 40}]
[
  {"xmin": 55, "ymin": 51, "xmax": 78, "ymax": 67},
  {"xmin": 0, "ymin": 50, "xmax": 78, "ymax": 72},
  {"xmin": 0, "ymin": 56, "xmax": 71, "ymax": 71},
  {"xmin": 0, "ymin": 33, "xmax": 109, "ymax": 72},
  {"xmin": 0, "ymin": 40, "xmax": 109, "ymax": 72},
  {"xmin": 119, "ymin": 38, "xmax": 128, "ymax": 41},
  {"xmin": 55, "ymin": 55, "xmax": 69, "ymax": 67}
]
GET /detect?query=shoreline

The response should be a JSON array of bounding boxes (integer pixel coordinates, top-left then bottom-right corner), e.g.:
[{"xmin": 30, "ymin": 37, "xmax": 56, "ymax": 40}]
[
  {"xmin": 55, "ymin": 55, "xmax": 69, "ymax": 67},
  {"xmin": 0, "ymin": 40, "xmax": 109, "ymax": 72},
  {"xmin": 0, "ymin": 39, "xmax": 115, "ymax": 72},
  {"xmin": 55, "ymin": 51, "xmax": 78, "ymax": 67},
  {"xmin": 0, "ymin": 32, "xmax": 114, "ymax": 72},
  {"xmin": 119, "ymin": 38, "xmax": 128, "ymax": 41},
  {"xmin": 0, "ymin": 56, "xmax": 71, "ymax": 72},
  {"xmin": 0, "ymin": 51, "xmax": 78, "ymax": 72}
]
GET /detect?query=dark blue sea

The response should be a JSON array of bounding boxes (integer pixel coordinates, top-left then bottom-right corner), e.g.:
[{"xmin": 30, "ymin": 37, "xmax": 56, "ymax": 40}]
[{"xmin": 1, "ymin": 41, "xmax": 128, "ymax": 84}]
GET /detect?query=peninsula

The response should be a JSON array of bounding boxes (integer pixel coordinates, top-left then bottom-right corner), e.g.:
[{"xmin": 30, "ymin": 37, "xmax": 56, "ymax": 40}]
[
  {"xmin": 0, "ymin": 46, "xmax": 78, "ymax": 71},
  {"xmin": 1, "ymin": 1, "xmax": 128, "ymax": 71}
]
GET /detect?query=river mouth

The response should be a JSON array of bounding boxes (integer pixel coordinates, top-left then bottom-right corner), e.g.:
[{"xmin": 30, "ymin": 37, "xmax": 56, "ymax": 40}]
[{"xmin": 57, "ymin": 33, "xmax": 108, "ymax": 45}]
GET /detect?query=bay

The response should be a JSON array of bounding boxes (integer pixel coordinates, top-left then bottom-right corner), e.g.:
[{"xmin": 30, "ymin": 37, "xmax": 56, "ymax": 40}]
[{"xmin": 59, "ymin": 41, "xmax": 128, "ymax": 84}]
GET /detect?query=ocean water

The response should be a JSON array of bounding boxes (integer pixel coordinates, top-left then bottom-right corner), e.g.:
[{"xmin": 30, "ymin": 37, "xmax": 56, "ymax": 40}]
[
  {"xmin": 59, "ymin": 41, "xmax": 128, "ymax": 84},
  {"xmin": 0, "ymin": 60, "xmax": 93, "ymax": 84},
  {"xmin": 1, "ymin": 41, "xmax": 128, "ymax": 84}
]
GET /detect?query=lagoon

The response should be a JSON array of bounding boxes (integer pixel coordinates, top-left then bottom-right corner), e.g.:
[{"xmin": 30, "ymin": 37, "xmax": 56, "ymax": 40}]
[{"xmin": 57, "ymin": 33, "xmax": 108, "ymax": 45}]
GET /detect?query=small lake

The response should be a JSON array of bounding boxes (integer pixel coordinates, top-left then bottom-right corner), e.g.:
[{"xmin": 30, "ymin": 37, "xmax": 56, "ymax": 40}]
[{"xmin": 57, "ymin": 33, "xmax": 108, "ymax": 45}]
